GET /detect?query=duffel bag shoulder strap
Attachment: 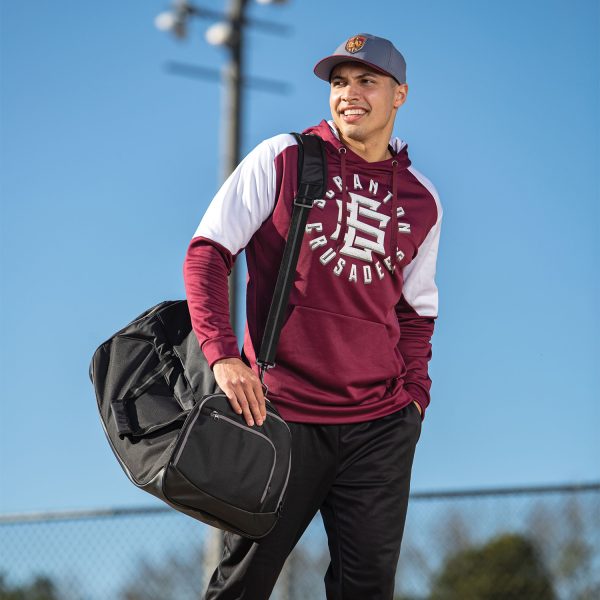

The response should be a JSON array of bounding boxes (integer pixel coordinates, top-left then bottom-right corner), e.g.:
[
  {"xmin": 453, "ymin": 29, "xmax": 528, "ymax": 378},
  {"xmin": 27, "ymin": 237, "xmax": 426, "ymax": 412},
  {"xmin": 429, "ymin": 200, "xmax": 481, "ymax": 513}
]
[{"xmin": 257, "ymin": 132, "xmax": 327, "ymax": 383}]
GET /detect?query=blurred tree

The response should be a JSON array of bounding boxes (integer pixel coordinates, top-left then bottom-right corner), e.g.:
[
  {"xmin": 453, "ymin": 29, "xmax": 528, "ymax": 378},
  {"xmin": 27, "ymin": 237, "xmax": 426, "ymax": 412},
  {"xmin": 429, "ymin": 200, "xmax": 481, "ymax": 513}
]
[
  {"xmin": 438, "ymin": 507, "xmax": 473, "ymax": 553},
  {"xmin": 118, "ymin": 542, "xmax": 324, "ymax": 600},
  {"xmin": 428, "ymin": 533, "xmax": 556, "ymax": 600},
  {"xmin": 0, "ymin": 573, "xmax": 61, "ymax": 600},
  {"xmin": 119, "ymin": 547, "xmax": 204, "ymax": 600},
  {"xmin": 527, "ymin": 495, "xmax": 600, "ymax": 600},
  {"xmin": 556, "ymin": 497, "xmax": 595, "ymax": 600}
]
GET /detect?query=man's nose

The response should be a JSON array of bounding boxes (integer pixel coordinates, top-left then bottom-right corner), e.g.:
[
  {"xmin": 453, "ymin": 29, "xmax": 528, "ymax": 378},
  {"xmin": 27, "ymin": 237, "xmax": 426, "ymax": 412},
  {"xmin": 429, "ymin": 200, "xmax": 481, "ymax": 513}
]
[{"xmin": 342, "ymin": 84, "xmax": 360, "ymax": 102}]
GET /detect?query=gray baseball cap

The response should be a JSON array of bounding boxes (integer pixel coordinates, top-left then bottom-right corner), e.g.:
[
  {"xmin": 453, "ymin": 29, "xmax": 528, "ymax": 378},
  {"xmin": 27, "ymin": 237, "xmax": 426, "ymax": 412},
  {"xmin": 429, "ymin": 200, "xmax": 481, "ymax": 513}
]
[{"xmin": 313, "ymin": 33, "xmax": 407, "ymax": 84}]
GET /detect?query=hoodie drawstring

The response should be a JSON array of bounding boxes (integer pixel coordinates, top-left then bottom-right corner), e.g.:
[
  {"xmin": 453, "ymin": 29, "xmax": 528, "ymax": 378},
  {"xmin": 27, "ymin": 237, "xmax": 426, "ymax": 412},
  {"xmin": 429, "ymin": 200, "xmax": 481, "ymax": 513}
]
[
  {"xmin": 335, "ymin": 147, "xmax": 348, "ymax": 252},
  {"xmin": 390, "ymin": 159, "xmax": 399, "ymax": 274}
]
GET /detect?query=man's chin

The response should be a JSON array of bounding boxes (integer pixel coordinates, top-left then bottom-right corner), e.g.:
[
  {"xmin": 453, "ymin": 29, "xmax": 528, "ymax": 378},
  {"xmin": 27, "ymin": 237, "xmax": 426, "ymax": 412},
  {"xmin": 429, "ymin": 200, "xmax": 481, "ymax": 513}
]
[{"xmin": 334, "ymin": 120, "xmax": 365, "ymax": 140}]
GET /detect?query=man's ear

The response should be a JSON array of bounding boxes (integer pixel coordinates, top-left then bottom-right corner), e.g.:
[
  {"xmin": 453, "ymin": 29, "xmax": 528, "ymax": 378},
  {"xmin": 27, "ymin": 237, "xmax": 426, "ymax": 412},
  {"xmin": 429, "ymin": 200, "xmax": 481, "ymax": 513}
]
[{"xmin": 394, "ymin": 83, "xmax": 408, "ymax": 109}]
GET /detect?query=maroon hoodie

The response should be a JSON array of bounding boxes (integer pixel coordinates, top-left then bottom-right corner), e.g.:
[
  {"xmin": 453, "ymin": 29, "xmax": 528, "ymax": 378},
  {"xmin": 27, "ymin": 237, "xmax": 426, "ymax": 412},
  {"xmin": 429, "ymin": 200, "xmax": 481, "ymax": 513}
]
[{"xmin": 183, "ymin": 120, "xmax": 442, "ymax": 423}]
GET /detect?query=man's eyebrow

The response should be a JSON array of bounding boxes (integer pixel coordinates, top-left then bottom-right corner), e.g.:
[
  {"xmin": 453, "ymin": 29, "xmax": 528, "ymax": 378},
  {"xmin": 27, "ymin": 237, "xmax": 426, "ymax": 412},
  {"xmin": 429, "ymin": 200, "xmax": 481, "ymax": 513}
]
[{"xmin": 331, "ymin": 71, "xmax": 382, "ymax": 80}]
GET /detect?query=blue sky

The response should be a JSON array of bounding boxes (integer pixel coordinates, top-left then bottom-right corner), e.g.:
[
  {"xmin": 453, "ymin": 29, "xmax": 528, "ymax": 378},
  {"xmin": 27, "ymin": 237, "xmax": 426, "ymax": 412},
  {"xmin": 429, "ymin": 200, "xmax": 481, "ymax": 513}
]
[{"xmin": 1, "ymin": 0, "xmax": 598, "ymax": 514}]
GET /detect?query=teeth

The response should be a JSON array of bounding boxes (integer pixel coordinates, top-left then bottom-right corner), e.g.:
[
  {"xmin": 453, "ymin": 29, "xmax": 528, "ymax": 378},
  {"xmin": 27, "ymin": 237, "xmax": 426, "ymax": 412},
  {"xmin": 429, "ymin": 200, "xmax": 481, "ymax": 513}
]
[{"xmin": 344, "ymin": 109, "xmax": 366, "ymax": 116}]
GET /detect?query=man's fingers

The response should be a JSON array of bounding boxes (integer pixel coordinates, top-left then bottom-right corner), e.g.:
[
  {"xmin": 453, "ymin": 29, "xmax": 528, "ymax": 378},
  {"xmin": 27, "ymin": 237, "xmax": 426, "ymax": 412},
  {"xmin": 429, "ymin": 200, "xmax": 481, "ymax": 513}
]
[
  {"xmin": 212, "ymin": 359, "xmax": 267, "ymax": 426},
  {"xmin": 244, "ymin": 385, "xmax": 265, "ymax": 426},
  {"xmin": 222, "ymin": 385, "xmax": 243, "ymax": 415},
  {"xmin": 253, "ymin": 380, "xmax": 267, "ymax": 420},
  {"xmin": 232, "ymin": 383, "xmax": 255, "ymax": 427}
]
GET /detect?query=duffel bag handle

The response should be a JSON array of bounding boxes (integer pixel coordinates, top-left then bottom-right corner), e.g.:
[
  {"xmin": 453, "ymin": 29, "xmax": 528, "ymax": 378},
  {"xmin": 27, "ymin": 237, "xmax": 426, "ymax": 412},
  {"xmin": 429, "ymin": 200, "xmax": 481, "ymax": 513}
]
[
  {"xmin": 111, "ymin": 400, "xmax": 190, "ymax": 439},
  {"xmin": 111, "ymin": 352, "xmax": 193, "ymax": 439}
]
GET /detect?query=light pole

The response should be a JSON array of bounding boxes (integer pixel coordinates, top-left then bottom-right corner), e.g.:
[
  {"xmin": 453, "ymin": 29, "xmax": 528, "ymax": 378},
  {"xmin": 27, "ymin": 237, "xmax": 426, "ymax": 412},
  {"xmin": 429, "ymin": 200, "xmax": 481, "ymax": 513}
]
[
  {"xmin": 156, "ymin": 0, "xmax": 290, "ymax": 340},
  {"xmin": 155, "ymin": 0, "xmax": 289, "ymax": 592}
]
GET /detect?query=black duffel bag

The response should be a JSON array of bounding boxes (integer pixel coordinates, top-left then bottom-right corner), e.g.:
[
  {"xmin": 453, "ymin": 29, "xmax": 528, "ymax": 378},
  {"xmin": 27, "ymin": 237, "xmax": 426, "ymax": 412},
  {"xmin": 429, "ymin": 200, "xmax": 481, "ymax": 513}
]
[
  {"xmin": 89, "ymin": 133, "xmax": 327, "ymax": 539},
  {"xmin": 89, "ymin": 299, "xmax": 292, "ymax": 538}
]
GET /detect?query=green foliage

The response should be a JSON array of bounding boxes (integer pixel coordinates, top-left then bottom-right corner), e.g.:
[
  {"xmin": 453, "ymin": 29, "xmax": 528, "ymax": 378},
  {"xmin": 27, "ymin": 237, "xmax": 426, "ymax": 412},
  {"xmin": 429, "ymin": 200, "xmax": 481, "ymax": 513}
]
[
  {"xmin": 429, "ymin": 533, "xmax": 556, "ymax": 600},
  {"xmin": 0, "ymin": 573, "xmax": 60, "ymax": 600}
]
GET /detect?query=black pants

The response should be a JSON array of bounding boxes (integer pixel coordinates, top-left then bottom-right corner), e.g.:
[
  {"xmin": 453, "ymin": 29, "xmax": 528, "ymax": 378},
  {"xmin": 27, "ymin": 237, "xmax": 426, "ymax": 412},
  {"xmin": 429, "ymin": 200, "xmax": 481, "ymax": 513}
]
[{"xmin": 204, "ymin": 402, "xmax": 422, "ymax": 600}]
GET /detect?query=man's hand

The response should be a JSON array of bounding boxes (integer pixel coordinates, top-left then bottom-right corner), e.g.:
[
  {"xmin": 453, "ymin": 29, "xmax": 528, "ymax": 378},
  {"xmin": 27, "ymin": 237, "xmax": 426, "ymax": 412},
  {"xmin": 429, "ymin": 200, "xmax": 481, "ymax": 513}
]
[
  {"xmin": 213, "ymin": 358, "xmax": 267, "ymax": 427},
  {"xmin": 412, "ymin": 401, "xmax": 422, "ymax": 416}
]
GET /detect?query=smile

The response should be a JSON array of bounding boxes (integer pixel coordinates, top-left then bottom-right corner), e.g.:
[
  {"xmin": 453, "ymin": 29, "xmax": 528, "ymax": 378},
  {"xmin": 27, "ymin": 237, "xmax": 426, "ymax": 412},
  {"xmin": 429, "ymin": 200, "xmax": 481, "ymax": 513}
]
[{"xmin": 340, "ymin": 108, "xmax": 368, "ymax": 123}]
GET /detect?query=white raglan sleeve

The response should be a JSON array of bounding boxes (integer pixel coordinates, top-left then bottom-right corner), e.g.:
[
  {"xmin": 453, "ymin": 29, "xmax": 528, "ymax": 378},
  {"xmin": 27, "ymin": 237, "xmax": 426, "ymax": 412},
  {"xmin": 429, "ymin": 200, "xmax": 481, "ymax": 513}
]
[
  {"xmin": 193, "ymin": 133, "xmax": 297, "ymax": 254},
  {"xmin": 395, "ymin": 166, "xmax": 443, "ymax": 419},
  {"xmin": 402, "ymin": 168, "xmax": 443, "ymax": 317}
]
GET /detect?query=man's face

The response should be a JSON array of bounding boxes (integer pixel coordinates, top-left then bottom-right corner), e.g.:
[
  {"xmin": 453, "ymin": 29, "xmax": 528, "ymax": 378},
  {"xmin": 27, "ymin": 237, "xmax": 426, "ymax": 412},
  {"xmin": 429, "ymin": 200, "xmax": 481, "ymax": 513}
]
[{"xmin": 329, "ymin": 62, "xmax": 407, "ymax": 146}]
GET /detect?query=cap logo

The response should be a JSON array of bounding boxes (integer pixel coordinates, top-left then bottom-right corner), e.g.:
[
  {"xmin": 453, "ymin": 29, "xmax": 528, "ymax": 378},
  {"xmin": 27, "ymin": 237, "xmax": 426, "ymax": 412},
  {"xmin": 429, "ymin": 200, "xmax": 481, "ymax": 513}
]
[{"xmin": 345, "ymin": 35, "xmax": 367, "ymax": 54}]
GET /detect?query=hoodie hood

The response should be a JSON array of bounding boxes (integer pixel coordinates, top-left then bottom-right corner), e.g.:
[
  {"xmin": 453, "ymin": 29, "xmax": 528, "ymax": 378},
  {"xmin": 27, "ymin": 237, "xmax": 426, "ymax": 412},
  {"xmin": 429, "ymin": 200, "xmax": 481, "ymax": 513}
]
[
  {"xmin": 302, "ymin": 119, "xmax": 410, "ymax": 166},
  {"xmin": 302, "ymin": 119, "xmax": 411, "ymax": 273}
]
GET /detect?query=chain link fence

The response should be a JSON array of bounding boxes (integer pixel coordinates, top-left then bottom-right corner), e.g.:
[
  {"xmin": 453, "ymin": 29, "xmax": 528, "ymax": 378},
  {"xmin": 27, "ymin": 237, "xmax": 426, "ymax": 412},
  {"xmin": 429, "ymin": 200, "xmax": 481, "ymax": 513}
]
[{"xmin": 1, "ymin": 483, "xmax": 598, "ymax": 599}]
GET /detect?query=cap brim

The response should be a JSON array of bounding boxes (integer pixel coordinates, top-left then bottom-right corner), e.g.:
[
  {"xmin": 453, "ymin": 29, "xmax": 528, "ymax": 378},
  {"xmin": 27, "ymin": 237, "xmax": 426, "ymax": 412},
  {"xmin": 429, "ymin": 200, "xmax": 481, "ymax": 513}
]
[{"xmin": 313, "ymin": 55, "xmax": 395, "ymax": 82}]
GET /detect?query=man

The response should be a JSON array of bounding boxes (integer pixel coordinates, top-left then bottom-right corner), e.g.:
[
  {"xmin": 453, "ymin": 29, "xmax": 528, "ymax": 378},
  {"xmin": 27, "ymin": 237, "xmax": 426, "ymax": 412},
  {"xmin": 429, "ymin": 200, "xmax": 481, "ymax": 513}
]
[{"xmin": 183, "ymin": 33, "xmax": 442, "ymax": 600}]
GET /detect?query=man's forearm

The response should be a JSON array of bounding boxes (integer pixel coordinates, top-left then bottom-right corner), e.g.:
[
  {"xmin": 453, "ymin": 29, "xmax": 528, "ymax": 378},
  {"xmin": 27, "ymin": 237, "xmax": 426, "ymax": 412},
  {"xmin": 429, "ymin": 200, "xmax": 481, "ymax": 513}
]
[
  {"xmin": 183, "ymin": 237, "xmax": 241, "ymax": 368},
  {"xmin": 396, "ymin": 297, "xmax": 436, "ymax": 418}
]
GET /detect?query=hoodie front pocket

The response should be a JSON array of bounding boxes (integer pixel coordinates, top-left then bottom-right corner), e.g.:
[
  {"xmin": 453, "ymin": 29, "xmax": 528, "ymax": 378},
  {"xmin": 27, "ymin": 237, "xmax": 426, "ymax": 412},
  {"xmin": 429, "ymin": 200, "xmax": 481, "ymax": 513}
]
[{"xmin": 274, "ymin": 305, "xmax": 398, "ymax": 398}]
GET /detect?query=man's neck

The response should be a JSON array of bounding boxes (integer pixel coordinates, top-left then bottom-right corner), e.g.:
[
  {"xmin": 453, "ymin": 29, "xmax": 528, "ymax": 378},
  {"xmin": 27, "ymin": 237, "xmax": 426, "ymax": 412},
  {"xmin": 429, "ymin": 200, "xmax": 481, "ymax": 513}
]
[{"xmin": 338, "ymin": 133, "xmax": 393, "ymax": 163}]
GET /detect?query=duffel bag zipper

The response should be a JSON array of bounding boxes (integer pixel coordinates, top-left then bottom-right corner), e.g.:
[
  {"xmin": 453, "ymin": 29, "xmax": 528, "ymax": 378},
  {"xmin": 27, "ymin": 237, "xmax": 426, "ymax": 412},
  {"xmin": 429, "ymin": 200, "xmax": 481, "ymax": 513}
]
[{"xmin": 207, "ymin": 410, "xmax": 277, "ymax": 505}]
